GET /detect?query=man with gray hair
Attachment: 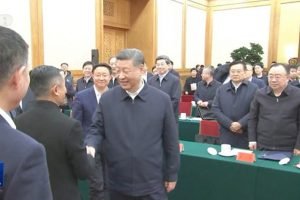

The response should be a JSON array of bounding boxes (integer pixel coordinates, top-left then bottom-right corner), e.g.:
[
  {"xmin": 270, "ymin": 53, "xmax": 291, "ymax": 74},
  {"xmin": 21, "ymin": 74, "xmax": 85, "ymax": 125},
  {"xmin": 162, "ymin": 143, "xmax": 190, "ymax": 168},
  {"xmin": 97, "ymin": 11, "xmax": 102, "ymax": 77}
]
[
  {"xmin": 86, "ymin": 48, "xmax": 179, "ymax": 199},
  {"xmin": 0, "ymin": 26, "xmax": 52, "ymax": 199}
]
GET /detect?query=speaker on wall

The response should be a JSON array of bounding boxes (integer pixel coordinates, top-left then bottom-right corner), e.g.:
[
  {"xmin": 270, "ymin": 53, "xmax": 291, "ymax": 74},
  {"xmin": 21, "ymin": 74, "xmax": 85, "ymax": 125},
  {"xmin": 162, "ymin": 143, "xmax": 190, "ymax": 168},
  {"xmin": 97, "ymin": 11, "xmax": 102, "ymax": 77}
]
[{"xmin": 91, "ymin": 49, "xmax": 99, "ymax": 64}]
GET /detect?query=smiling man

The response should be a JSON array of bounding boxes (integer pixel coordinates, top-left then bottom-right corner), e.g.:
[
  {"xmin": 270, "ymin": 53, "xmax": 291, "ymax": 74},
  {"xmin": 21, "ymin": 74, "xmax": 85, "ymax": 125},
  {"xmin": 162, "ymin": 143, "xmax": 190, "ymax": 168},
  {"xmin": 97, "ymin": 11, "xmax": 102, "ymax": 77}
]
[
  {"xmin": 72, "ymin": 63, "xmax": 112, "ymax": 200},
  {"xmin": 85, "ymin": 48, "xmax": 179, "ymax": 200}
]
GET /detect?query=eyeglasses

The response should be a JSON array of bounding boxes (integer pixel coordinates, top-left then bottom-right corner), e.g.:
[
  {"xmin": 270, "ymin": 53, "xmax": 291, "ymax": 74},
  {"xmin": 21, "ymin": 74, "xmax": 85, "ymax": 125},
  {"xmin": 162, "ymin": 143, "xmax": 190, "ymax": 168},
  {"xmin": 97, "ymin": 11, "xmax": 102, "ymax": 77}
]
[{"xmin": 268, "ymin": 74, "xmax": 285, "ymax": 80}]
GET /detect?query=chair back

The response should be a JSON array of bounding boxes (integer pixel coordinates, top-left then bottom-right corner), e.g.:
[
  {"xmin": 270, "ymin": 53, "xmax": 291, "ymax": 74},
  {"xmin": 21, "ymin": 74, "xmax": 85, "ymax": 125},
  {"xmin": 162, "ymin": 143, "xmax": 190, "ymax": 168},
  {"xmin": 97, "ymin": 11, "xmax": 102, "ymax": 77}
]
[
  {"xmin": 200, "ymin": 120, "xmax": 220, "ymax": 137},
  {"xmin": 179, "ymin": 101, "xmax": 192, "ymax": 116},
  {"xmin": 181, "ymin": 95, "xmax": 194, "ymax": 102}
]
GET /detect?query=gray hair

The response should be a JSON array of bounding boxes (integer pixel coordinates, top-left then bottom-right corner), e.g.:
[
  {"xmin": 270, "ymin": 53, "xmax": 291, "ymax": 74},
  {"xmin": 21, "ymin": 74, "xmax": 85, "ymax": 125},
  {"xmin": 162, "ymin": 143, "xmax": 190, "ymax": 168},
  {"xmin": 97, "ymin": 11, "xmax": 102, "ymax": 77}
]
[{"xmin": 116, "ymin": 48, "xmax": 145, "ymax": 66}]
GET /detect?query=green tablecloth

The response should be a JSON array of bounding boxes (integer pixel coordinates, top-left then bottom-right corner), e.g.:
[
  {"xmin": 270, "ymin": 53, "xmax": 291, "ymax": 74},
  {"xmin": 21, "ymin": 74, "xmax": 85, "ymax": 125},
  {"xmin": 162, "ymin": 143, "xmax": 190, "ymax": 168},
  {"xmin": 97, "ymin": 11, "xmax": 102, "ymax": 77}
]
[
  {"xmin": 178, "ymin": 118, "xmax": 200, "ymax": 141},
  {"xmin": 169, "ymin": 141, "xmax": 300, "ymax": 200}
]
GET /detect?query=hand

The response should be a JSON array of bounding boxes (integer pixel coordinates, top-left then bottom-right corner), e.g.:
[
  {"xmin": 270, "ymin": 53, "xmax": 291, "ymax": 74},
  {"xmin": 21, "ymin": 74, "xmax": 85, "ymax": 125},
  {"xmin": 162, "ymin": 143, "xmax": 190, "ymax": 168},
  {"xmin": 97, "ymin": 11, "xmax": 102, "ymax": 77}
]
[
  {"xmin": 201, "ymin": 101, "xmax": 209, "ymax": 108},
  {"xmin": 293, "ymin": 148, "xmax": 300, "ymax": 155},
  {"xmin": 185, "ymin": 91, "xmax": 188, "ymax": 95},
  {"xmin": 230, "ymin": 122, "xmax": 242, "ymax": 132},
  {"xmin": 165, "ymin": 181, "xmax": 177, "ymax": 192},
  {"xmin": 249, "ymin": 142, "xmax": 257, "ymax": 150},
  {"xmin": 86, "ymin": 146, "xmax": 95, "ymax": 158},
  {"xmin": 197, "ymin": 100, "xmax": 203, "ymax": 106}
]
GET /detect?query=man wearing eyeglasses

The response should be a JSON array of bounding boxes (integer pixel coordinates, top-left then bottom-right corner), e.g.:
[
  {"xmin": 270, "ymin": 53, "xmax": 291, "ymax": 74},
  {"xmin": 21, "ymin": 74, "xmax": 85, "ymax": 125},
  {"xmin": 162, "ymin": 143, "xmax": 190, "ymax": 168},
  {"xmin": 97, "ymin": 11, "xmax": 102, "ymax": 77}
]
[
  {"xmin": 248, "ymin": 63, "xmax": 300, "ymax": 154},
  {"xmin": 148, "ymin": 55, "xmax": 181, "ymax": 121}
]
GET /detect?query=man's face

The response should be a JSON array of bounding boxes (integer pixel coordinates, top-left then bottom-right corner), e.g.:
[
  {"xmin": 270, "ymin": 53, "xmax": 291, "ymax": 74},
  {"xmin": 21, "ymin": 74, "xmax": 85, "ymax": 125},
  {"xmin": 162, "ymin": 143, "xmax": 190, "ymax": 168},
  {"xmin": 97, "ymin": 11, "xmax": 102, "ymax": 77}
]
[
  {"xmin": 109, "ymin": 57, "xmax": 117, "ymax": 76},
  {"xmin": 289, "ymin": 68, "xmax": 297, "ymax": 80},
  {"xmin": 245, "ymin": 64, "xmax": 253, "ymax": 79},
  {"xmin": 268, "ymin": 66, "xmax": 288, "ymax": 92},
  {"xmin": 297, "ymin": 66, "xmax": 300, "ymax": 77},
  {"xmin": 93, "ymin": 67, "xmax": 111, "ymax": 90},
  {"xmin": 229, "ymin": 64, "xmax": 245, "ymax": 84},
  {"xmin": 60, "ymin": 64, "xmax": 68, "ymax": 72},
  {"xmin": 19, "ymin": 65, "xmax": 30, "ymax": 101},
  {"xmin": 115, "ymin": 59, "xmax": 144, "ymax": 92},
  {"xmin": 83, "ymin": 64, "xmax": 93, "ymax": 78},
  {"xmin": 156, "ymin": 59, "xmax": 169, "ymax": 75},
  {"xmin": 57, "ymin": 73, "xmax": 67, "ymax": 106},
  {"xmin": 201, "ymin": 68, "xmax": 211, "ymax": 81}
]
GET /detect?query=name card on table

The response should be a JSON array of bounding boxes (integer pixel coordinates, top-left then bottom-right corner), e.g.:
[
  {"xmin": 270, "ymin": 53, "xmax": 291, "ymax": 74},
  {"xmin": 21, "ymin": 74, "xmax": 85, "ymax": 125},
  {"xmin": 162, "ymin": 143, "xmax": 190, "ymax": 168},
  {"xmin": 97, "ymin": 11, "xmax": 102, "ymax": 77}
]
[
  {"xmin": 0, "ymin": 161, "xmax": 4, "ymax": 188},
  {"xmin": 236, "ymin": 152, "xmax": 256, "ymax": 163}
]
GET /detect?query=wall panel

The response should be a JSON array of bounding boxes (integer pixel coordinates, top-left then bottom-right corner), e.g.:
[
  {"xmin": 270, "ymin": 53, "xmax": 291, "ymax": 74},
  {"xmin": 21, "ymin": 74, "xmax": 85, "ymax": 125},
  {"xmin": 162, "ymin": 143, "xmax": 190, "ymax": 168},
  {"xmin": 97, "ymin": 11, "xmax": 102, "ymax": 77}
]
[
  {"xmin": 185, "ymin": 5, "xmax": 206, "ymax": 68},
  {"xmin": 211, "ymin": 6, "xmax": 270, "ymax": 66},
  {"xmin": 0, "ymin": 0, "xmax": 32, "ymax": 67},
  {"xmin": 43, "ymin": 0, "xmax": 95, "ymax": 69},
  {"xmin": 157, "ymin": 0, "xmax": 183, "ymax": 68},
  {"xmin": 277, "ymin": 1, "xmax": 300, "ymax": 62}
]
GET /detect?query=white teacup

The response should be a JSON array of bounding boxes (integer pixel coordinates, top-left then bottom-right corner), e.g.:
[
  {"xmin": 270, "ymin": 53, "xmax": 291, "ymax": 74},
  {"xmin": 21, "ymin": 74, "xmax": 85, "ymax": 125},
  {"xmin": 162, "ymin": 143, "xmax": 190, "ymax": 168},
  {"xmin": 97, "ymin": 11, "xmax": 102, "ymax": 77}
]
[
  {"xmin": 180, "ymin": 113, "xmax": 187, "ymax": 119},
  {"xmin": 221, "ymin": 144, "xmax": 231, "ymax": 153}
]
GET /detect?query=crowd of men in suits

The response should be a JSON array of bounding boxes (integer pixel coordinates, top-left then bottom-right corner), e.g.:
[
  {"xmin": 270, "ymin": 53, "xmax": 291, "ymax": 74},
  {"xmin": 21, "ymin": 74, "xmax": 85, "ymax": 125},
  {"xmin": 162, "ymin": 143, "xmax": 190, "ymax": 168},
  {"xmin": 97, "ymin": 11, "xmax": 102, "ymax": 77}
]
[{"xmin": 2, "ymin": 25, "xmax": 300, "ymax": 200}]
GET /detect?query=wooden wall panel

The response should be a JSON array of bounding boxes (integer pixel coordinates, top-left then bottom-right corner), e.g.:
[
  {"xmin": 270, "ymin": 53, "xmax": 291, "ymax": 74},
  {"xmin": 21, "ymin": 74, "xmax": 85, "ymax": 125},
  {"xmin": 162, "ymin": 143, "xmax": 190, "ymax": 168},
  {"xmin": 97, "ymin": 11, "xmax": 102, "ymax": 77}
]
[
  {"xmin": 103, "ymin": 0, "xmax": 130, "ymax": 29},
  {"xmin": 103, "ymin": 27, "xmax": 126, "ymax": 62},
  {"xmin": 127, "ymin": 0, "xmax": 156, "ymax": 68}
]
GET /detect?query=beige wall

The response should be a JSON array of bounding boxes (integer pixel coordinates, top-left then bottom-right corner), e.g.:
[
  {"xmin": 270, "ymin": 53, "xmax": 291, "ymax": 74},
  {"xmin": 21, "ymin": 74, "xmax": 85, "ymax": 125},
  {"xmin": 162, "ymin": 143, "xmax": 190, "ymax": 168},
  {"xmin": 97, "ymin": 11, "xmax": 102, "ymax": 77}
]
[
  {"xmin": 1, "ymin": 0, "xmax": 299, "ymax": 72},
  {"xmin": 277, "ymin": 1, "xmax": 300, "ymax": 63}
]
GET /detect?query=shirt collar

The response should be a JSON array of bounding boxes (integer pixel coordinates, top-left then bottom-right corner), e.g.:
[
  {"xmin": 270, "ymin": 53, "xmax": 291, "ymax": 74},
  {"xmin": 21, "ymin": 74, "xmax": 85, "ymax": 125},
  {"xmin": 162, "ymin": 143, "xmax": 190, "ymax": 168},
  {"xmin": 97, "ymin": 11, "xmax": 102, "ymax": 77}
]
[
  {"xmin": 0, "ymin": 107, "xmax": 16, "ymax": 129},
  {"xmin": 266, "ymin": 84, "xmax": 290, "ymax": 96},
  {"xmin": 126, "ymin": 80, "xmax": 145, "ymax": 100},
  {"xmin": 158, "ymin": 71, "xmax": 169, "ymax": 81}
]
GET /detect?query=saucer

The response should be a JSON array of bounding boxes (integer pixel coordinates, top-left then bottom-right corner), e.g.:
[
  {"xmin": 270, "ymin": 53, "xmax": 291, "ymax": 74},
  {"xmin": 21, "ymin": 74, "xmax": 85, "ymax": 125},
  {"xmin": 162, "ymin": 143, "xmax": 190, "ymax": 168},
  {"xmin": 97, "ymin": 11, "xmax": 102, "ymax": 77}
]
[{"xmin": 218, "ymin": 151, "xmax": 235, "ymax": 157}]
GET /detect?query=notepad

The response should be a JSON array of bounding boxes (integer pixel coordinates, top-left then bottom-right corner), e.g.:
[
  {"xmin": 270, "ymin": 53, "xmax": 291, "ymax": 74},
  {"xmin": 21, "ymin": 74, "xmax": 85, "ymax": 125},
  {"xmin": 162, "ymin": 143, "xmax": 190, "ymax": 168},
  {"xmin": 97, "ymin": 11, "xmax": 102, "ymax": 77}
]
[{"xmin": 257, "ymin": 151, "xmax": 292, "ymax": 161}]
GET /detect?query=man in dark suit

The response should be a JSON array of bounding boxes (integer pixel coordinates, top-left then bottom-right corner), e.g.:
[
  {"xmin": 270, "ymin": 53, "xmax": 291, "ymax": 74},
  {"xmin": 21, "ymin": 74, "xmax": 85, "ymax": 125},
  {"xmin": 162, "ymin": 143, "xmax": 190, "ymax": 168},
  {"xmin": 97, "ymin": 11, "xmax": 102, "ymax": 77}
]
[
  {"xmin": 73, "ymin": 63, "xmax": 112, "ymax": 200},
  {"xmin": 108, "ymin": 56, "xmax": 119, "ymax": 88},
  {"xmin": 212, "ymin": 61, "xmax": 257, "ymax": 149},
  {"xmin": 0, "ymin": 26, "xmax": 52, "ymax": 199},
  {"xmin": 76, "ymin": 61, "xmax": 94, "ymax": 92},
  {"xmin": 148, "ymin": 55, "xmax": 181, "ymax": 120},
  {"xmin": 15, "ymin": 65, "xmax": 91, "ymax": 200},
  {"xmin": 85, "ymin": 49, "xmax": 179, "ymax": 200}
]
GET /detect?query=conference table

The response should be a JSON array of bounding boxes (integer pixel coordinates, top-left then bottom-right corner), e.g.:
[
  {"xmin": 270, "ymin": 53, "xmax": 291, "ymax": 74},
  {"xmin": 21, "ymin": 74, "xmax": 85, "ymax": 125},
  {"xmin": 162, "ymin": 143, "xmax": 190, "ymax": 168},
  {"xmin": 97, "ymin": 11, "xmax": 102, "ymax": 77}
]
[
  {"xmin": 178, "ymin": 118, "xmax": 200, "ymax": 141},
  {"xmin": 168, "ymin": 141, "xmax": 300, "ymax": 200}
]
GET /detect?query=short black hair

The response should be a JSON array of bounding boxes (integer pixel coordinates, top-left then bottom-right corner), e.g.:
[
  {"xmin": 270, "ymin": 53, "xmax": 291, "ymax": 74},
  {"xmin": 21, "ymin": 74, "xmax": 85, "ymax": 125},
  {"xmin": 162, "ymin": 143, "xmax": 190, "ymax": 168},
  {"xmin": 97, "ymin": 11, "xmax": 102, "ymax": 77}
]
[
  {"xmin": 155, "ymin": 55, "xmax": 171, "ymax": 65},
  {"xmin": 116, "ymin": 48, "xmax": 144, "ymax": 66},
  {"xmin": 190, "ymin": 68, "xmax": 197, "ymax": 72},
  {"xmin": 0, "ymin": 26, "xmax": 28, "ymax": 86},
  {"xmin": 92, "ymin": 63, "xmax": 112, "ymax": 75},
  {"xmin": 82, "ymin": 61, "xmax": 93, "ymax": 69},
  {"xmin": 60, "ymin": 62, "xmax": 68, "ymax": 66},
  {"xmin": 288, "ymin": 64, "xmax": 297, "ymax": 74},
  {"xmin": 30, "ymin": 65, "xmax": 64, "ymax": 98},
  {"xmin": 229, "ymin": 60, "xmax": 247, "ymax": 71}
]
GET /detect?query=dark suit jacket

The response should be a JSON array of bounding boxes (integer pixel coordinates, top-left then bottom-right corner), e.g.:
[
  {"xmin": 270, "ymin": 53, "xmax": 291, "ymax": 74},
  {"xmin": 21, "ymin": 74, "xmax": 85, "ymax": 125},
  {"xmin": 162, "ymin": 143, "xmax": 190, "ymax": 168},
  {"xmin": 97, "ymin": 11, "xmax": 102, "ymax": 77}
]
[
  {"xmin": 72, "ymin": 87, "xmax": 98, "ymax": 136},
  {"xmin": 15, "ymin": 100, "xmax": 91, "ymax": 200},
  {"xmin": 85, "ymin": 84, "xmax": 179, "ymax": 196},
  {"xmin": 0, "ymin": 115, "xmax": 52, "ymax": 200},
  {"xmin": 251, "ymin": 77, "xmax": 266, "ymax": 89},
  {"xmin": 148, "ymin": 72, "xmax": 181, "ymax": 119},
  {"xmin": 76, "ymin": 77, "xmax": 94, "ymax": 92},
  {"xmin": 212, "ymin": 81, "xmax": 257, "ymax": 148},
  {"xmin": 108, "ymin": 77, "xmax": 119, "ymax": 88}
]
